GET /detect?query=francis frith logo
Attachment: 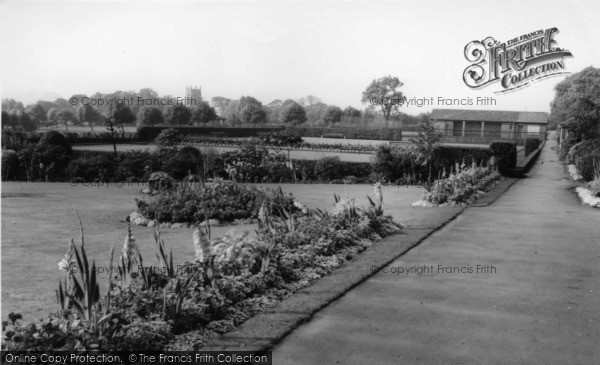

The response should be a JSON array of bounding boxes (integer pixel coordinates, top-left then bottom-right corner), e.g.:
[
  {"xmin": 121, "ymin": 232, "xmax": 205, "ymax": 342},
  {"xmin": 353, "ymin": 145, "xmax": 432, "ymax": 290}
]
[{"xmin": 463, "ymin": 27, "xmax": 572, "ymax": 93}]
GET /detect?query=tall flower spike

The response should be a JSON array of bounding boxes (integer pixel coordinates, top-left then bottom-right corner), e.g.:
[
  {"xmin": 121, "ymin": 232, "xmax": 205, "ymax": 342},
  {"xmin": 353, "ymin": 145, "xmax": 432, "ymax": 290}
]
[
  {"xmin": 258, "ymin": 201, "xmax": 268, "ymax": 225},
  {"xmin": 121, "ymin": 224, "xmax": 137, "ymax": 265},
  {"xmin": 58, "ymin": 238, "xmax": 75, "ymax": 272},
  {"xmin": 374, "ymin": 181, "xmax": 383, "ymax": 205},
  {"xmin": 193, "ymin": 224, "xmax": 213, "ymax": 263}
]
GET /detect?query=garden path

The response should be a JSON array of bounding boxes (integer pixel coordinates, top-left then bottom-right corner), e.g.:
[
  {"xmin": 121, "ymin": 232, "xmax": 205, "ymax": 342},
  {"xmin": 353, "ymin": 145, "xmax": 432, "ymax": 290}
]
[{"xmin": 272, "ymin": 136, "xmax": 600, "ymax": 364}]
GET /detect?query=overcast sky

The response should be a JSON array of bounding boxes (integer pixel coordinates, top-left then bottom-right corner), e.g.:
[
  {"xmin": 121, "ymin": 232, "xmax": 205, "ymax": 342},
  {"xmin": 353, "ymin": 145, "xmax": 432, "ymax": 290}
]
[{"xmin": 1, "ymin": 0, "xmax": 599, "ymax": 114}]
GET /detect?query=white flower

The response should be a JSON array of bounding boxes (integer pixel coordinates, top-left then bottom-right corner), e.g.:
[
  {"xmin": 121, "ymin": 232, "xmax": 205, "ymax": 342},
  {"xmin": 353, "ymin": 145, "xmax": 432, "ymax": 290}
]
[
  {"xmin": 58, "ymin": 258, "xmax": 70, "ymax": 272},
  {"xmin": 293, "ymin": 200, "xmax": 308, "ymax": 214},
  {"xmin": 193, "ymin": 225, "xmax": 213, "ymax": 262},
  {"xmin": 374, "ymin": 182, "xmax": 383, "ymax": 205},
  {"xmin": 121, "ymin": 226, "xmax": 137, "ymax": 265}
]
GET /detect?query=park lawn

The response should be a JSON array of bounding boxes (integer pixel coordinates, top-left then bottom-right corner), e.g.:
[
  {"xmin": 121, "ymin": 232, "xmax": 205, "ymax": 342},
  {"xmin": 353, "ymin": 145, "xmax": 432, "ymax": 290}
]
[{"xmin": 1, "ymin": 181, "xmax": 424, "ymax": 321}]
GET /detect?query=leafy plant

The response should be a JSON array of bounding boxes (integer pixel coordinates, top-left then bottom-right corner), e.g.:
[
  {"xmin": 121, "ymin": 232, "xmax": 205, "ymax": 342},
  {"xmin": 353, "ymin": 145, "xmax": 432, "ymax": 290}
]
[
  {"xmin": 67, "ymin": 243, "xmax": 109, "ymax": 334},
  {"xmin": 154, "ymin": 229, "xmax": 175, "ymax": 278}
]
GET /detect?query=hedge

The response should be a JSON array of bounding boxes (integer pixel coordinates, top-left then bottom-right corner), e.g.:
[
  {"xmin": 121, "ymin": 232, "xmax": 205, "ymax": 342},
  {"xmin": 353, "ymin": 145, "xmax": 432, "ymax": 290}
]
[
  {"xmin": 137, "ymin": 126, "xmax": 284, "ymax": 140},
  {"xmin": 524, "ymin": 138, "xmax": 541, "ymax": 156},
  {"xmin": 432, "ymin": 146, "xmax": 492, "ymax": 170},
  {"xmin": 489, "ymin": 141, "xmax": 517, "ymax": 169},
  {"xmin": 288, "ymin": 126, "xmax": 402, "ymax": 141},
  {"xmin": 137, "ymin": 125, "xmax": 403, "ymax": 141},
  {"xmin": 296, "ymin": 158, "xmax": 372, "ymax": 182}
]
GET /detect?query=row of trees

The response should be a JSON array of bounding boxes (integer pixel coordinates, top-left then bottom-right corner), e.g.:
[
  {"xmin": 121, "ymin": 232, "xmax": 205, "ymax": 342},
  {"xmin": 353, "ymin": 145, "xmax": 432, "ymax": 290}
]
[
  {"xmin": 1, "ymin": 97, "xmax": 218, "ymax": 132},
  {"xmin": 2, "ymin": 75, "xmax": 417, "ymax": 132}
]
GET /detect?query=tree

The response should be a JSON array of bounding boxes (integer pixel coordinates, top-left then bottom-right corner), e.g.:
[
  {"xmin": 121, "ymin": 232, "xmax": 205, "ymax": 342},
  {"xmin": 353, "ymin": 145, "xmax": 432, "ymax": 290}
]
[
  {"xmin": 53, "ymin": 98, "xmax": 72, "ymax": 111},
  {"xmin": 262, "ymin": 131, "xmax": 303, "ymax": 181},
  {"xmin": 241, "ymin": 104, "xmax": 267, "ymax": 127},
  {"xmin": 164, "ymin": 104, "xmax": 192, "ymax": 126},
  {"xmin": 47, "ymin": 108, "xmax": 60, "ymax": 127},
  {"xmin": 190, "ymin": 101, "xmax": 217, "ymax": 126},
  {"xmin": 361, "ymin": 75, "xmax": 407, "ymax": 126},
  {"xmin": 104, "ymin": 116, "xmax": 119, "ymax": 156},
  {"xmin": 223, "ymin": 100, "xmax": 242, "ymax": 126},
  {"xmin": 343, "ymin": 106, "xmax": 362, "ymax": 125},
  {"xmin": 19, "ymin": 112, "xmax": 37, "ymax": 132},
  {"xmin": 280, "ymin": 100, "xmax": 307, "ymax": 125},
  {"xmin": 29, "ymin": 103, "xmax": 47, "ymax": 125},
  {"xmin": 77, "ymin": 105, "xmax": 103, "ymax": 132},
  {"xmin": 550, "ymin": 66, "xmax": 600, "ymax": 129},
  {"xmin": 410, "ymin": 115, "xmax": 444, "ymax": 168},
  {"xmin": 322, "ymin": 106, "xmax": 343, "ymax": 125},
  {"xmin": 211, "ymin": 96, "xmax": 232, "ymax": 116},
  {"xmin": 1, "ymin": 111, "xmax": 9, "ymax": 128},
  {"xmin": 561, "ymin": 97, "xmax": 600, "ymax": 141},
  {"xmin": 109, "ymin": 105, "xmax": 135, "ymax": 138},
  {"xmin": 56, "ymin": 110, "xmax": 77, "ymax": 131},
  {"xmin": 112, "ymin": 105, "xmax": 136, "ymax": 125},
  {"xmin": 5, "ymin": 112, "xmax": 19, "ymax": 130},
  {"xmin": 155, "ymin": 128, "xmax": 182, "ymax": 151},
  {"xmin": 35, "ymin": 131, "xmax": 73, "ymax": 180},
  {"xmin": 297, "ymin": 95, "xmax": 322, "ymax": 107},
  {"xmin": 137, "ymin": 106, "xmax": 164, "ymax": 126},
  {"xmin": 305, "ymin": 102, "xmax": 329, "ymax": 125},
  {"xmin": 1, "ymin": 98, "xmax": 25, "ymax": 113},
  {"xmin": 344, "ymin": 106, "xmax": 361, "ymax": 118},
  {"xmin": 239, "ymin": 96, "xmax": 262, "ymax": 109},
  {"xmin": 265, "ymin": 99, "xmax": 284, "ymax": 123}
]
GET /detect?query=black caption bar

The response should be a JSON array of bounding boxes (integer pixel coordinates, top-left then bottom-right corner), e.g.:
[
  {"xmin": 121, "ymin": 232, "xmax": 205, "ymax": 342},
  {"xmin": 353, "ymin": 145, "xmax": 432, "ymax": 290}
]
[{"xmin": 0, "ymin": 351, "xmax": 272, "ymax": 365}]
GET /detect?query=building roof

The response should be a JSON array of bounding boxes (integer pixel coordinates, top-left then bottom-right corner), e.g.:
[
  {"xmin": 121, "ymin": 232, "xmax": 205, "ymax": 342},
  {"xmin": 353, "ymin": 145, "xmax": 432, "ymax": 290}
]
[{"xmin": 430, "ymin": 109, "xmax": 548, "ymax": 124}]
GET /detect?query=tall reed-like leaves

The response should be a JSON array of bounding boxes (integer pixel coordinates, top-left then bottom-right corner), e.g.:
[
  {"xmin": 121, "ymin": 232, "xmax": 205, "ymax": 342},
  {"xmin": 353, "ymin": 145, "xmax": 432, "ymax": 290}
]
[
  {"xmin": 193, "ymin": 222, "xmax": 218, "ymax": 290},
  {"xmin": 367, "ymin": 181, "xmax": 384, "ymax": 217},
  {"xmin": 154, "ymin": 228, "xmax": 175, "ymax": 278},
  {"xmin": 118, "ymin": 225, "xmax": 137, "ymax": 288},
  {"xmin": 67, "ymin": 244, "xmax": 109, "ymax": 333},
  {"xmin": 56, "ymin": 237, "xmax": 76, "ymax": 309}
]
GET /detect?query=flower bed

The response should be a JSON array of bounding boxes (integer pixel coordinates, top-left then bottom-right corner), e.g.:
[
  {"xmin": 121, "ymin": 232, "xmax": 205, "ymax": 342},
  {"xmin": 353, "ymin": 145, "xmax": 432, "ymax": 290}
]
[
  {"xmin": 182, "ymin": 136, "xmax": 376, "ymax": 154},
  {"xmin": 135, "ymin": 179, "xmax": 296, "ymax": 225},
  {"xmin": 412, "ymin": 161, "xmax": 501, "ymax": 206},
  {"xmin": 1, "ymin": 186, "xmax": 402, "ymax": 351}
]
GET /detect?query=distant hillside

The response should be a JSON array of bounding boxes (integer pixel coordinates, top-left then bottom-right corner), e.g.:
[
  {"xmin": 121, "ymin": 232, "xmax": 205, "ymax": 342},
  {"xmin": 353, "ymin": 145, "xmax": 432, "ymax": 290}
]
[{"xmin": 1, "ymin": 90, "xmax": 63, "ymax": 105}]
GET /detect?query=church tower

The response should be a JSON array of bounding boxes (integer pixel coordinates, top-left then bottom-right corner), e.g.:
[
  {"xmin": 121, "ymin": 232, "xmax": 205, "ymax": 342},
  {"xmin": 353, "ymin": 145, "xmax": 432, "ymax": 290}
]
[{"xmin": 185, "ymin": 85, "xmax": 202, "ymax": 106}]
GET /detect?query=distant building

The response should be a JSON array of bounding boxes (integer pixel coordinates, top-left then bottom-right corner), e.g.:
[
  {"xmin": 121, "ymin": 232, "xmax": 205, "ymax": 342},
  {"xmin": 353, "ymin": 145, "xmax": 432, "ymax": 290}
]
[
  {"xmin": 185, "ymin": 86, "xmax": 202, "ymax": 106},
  {"xmin": 430, "ymin": 109, "xmax": 548, "ymax": 144}
]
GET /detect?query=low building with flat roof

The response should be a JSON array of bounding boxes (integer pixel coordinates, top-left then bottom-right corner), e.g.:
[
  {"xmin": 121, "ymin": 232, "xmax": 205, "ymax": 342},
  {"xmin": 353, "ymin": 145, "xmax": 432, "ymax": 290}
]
[{"xmin": 430, "ymin": 109, "xmax": 548, "ymax": 145}]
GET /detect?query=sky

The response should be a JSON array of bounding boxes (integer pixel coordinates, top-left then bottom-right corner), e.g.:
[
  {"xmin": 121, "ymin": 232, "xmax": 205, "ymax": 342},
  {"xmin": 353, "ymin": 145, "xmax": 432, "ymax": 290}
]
[{"xmin": 1, "ymin": 0, "xmax": 600, "ymax": 115}]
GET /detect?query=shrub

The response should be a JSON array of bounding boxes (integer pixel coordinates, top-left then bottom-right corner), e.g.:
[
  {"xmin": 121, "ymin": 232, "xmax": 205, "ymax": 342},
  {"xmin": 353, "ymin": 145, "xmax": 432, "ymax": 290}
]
[
  {"xmin": 420, "ymin": 162, "xmax": 501, "ymax": 205},
  {"xmin": 371, "ymin": 145, "xmax": 420, "ymax": 182},
  {"xmin": 135, "ymin": 180, "xmax": 297, "ymax": 224},
  {"xmin": 489, "ymin": 141, "xmax": 517, "ymax": 169},
  {"xmin": 38, "ymin": 131, "xmax": 73, "ymax": 155},
  {"xmin": 314, "ymin": 156, "xmax": 344, "ymax": 181},
  {"xmin": 566, "ymin": 139, "xmax": 600, "ymax": 165},
  {"xmin": 585, "ymin": 179, "xmax": 600, "ymax": 197},
  {"xmin": 221, "ymin": 144, "xmax": 270, "ymax": 182},
  {"xmin": 34, "ymin": 133, "xmax": 74, "ymax": 181},
  {"xmin": 1, "ymin": 150, "xmax": 20, "ymax": 180},
  {"xmin": 559, "ymin": 134, "xmax": 578, "ymax": 161},
  {"xmin": 524, "ymin": 138, "xmax": 541, "ymax": 156},
  {"xmin": 575, "ymin": 151, "xmax": 600, "ymax": 182},
  {"xmin": 155, "ymin": 129, "xmax": 182, "ymax": 150},
  {"xmin": 371, "ymin": 145, "xmax": 491, "ymax": 185}
]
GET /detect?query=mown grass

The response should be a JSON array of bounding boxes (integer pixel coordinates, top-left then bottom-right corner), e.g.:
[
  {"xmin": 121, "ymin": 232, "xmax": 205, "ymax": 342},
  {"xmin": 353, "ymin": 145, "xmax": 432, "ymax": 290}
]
[{"xmin": 1, "ymin": 181, "xmax": 423, "ymax": 320}]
